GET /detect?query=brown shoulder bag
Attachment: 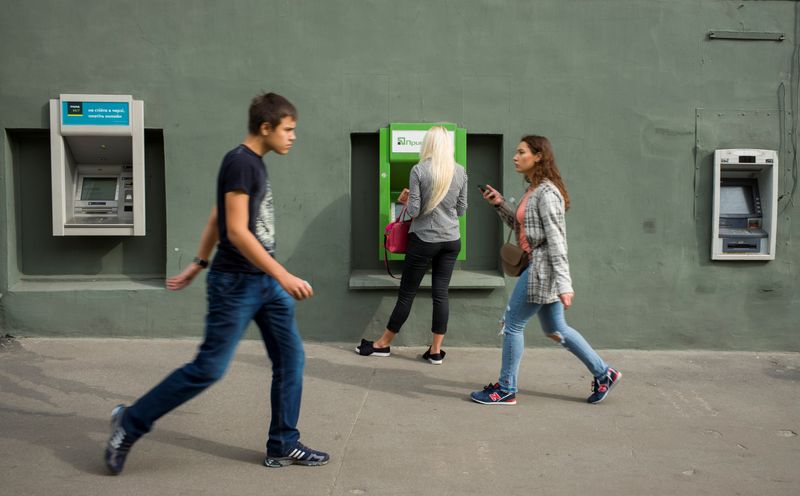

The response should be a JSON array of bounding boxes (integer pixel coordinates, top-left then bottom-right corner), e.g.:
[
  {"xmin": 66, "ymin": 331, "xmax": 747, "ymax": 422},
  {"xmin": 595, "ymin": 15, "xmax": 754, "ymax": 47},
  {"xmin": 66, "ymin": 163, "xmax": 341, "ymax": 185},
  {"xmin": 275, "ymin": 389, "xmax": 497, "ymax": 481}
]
[{"xmin": 500, "ymin": 227, "xmax": 529, "ymax": 277}]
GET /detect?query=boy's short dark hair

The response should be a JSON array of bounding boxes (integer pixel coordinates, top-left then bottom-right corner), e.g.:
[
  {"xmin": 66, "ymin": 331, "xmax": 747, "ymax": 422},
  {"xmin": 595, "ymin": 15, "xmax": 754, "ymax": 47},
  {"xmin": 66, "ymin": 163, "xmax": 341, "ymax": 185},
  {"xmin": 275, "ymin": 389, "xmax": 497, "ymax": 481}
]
[{"xmin": 248, "ymin": 92, "xmax": 297, "ymax": 134}]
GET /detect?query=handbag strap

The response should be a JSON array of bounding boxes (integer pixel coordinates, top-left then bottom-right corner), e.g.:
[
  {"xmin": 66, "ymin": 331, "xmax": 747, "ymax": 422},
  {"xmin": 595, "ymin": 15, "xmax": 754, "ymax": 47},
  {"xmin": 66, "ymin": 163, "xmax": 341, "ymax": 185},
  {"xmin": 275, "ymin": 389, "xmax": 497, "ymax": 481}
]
[
  {"xmin": 384, "ymin": 245, "xmax": 401, "ymax": 280},
  {"xmin": 397, "ymin": 204, "xmax": 409, "ymax": 221},
  {"xmin": 506, "ymin": 222, "xmax": 518, "ymax": 244}
]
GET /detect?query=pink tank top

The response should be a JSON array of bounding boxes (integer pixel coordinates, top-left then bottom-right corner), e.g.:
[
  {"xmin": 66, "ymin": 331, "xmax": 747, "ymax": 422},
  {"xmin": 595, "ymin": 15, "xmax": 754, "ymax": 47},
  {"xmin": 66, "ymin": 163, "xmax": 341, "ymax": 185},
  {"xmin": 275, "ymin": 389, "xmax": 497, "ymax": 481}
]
[{"xmin": 516, "ymin": 190, "xmax": 532, "ymax": 253}]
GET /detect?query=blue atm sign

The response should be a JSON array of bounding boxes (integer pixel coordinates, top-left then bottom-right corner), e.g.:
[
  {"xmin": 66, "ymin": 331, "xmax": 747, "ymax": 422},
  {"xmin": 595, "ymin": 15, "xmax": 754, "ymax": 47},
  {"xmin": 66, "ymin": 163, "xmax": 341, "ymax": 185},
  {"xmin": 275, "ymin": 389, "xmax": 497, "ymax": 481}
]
[{"xmin": 62, "ymin": 101, "xmax": 130, "ymax": 126}]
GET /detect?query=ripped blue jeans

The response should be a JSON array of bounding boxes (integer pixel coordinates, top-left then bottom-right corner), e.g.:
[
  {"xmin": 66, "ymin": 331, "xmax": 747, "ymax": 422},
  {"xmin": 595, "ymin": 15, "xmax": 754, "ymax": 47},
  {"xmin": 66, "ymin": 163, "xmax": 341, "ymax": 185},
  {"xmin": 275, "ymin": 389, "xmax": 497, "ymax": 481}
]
[{"xmin": 498, "ymin": 267, "xmax": 608, "ymax": 393}]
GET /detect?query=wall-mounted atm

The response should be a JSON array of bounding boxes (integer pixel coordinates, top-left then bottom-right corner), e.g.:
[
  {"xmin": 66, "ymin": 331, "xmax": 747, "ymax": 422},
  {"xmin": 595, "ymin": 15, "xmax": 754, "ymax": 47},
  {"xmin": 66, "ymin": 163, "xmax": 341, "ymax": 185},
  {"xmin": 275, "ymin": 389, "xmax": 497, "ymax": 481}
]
[
  {"xmin": 379, "ymin": 123, "xmax": 467, "ymax": 261},
  {"xmin": 711, "ymin": 149, "xmax": 778, "ymax": 260},
  {"xmin": 50, "ymin": 94, "xmax": 145, "ymax": 236}
]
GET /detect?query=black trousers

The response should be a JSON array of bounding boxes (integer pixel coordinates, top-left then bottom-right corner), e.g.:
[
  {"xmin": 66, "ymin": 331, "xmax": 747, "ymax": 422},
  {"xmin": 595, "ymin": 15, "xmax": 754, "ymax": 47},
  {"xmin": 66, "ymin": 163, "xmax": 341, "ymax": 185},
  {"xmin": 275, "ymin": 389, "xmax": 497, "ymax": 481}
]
[{"xmin": 386, "ymin": 232, "xmax": 461, "ymax": 335}]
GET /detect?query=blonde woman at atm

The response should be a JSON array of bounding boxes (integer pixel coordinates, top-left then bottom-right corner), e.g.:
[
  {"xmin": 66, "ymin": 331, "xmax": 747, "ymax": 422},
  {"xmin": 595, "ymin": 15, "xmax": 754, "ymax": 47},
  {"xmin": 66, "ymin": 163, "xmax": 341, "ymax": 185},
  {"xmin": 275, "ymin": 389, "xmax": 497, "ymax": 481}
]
[{"xmin": 356, "ymin": 126, "xmax": 468, "ymax": 364}]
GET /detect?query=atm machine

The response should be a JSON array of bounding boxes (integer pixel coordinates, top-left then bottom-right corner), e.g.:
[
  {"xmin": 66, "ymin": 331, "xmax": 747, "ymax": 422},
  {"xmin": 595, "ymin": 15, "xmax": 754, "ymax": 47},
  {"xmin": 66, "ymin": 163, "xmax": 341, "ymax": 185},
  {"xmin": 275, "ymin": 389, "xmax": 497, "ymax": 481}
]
[
  {"xmin": 711, "ymin": 149, "xmax": 778, "ymax": 260},
  {"xmin": 378, "ymin": 123, "xmax": 467, "ymax": 260},
  {"xmin": 50, "ymin": 94, "xmax": 145, "ymax": 236}
]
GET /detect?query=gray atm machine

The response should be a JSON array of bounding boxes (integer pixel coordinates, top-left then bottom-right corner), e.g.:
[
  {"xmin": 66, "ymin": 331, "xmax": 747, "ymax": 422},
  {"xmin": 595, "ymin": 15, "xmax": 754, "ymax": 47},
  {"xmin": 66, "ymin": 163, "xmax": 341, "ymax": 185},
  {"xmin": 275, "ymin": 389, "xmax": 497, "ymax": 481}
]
[
  {"xmin": 50, "ymin": 94, "xmax": 145, "ymax": 236},
  {"xmin": 711, "ymin": 149, "xmax": 778, "ymax": 260}
]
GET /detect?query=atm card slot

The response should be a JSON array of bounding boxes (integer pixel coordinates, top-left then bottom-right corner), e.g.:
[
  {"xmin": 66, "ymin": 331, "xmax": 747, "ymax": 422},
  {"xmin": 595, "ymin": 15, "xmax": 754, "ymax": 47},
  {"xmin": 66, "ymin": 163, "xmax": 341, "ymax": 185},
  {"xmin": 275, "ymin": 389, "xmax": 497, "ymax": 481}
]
[{"xmin": 722, "ymin": 238, "xmax": 760, "ymax": 253}]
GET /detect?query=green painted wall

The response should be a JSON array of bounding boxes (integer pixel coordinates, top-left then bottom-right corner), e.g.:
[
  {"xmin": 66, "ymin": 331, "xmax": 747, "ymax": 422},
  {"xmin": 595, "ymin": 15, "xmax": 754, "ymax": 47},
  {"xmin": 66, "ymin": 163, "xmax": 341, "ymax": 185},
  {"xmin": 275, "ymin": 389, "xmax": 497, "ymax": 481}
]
[{"xmin": 1, "ymin": 0, "xmax": 798, "ymax": 350}]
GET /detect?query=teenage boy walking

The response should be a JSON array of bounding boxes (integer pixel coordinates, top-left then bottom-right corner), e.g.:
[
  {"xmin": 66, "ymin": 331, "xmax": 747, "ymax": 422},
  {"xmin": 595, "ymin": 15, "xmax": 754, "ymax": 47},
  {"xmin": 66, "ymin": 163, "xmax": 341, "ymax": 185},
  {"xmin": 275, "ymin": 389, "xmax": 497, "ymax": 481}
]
[{"xmin": 104, "ymin": 92, "xmax": 329, "ymax": 474}]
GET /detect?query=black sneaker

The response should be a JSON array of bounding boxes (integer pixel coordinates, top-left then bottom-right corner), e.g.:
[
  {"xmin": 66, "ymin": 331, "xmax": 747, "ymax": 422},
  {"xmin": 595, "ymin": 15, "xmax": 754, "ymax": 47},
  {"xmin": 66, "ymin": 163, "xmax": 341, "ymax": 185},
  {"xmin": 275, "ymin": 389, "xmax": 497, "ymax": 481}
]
[
  {"xmin": 354, "ymin": 339, "xmax": 390, "ymax": 357},
  {"xmin": 264, "ymin": 442, "xmax": 330, "ymax": 467},
  {"xmin": 470, "ymin": 383, "xmax": 517, "ymax": 405},
  {"xmin": 587, "ymin": 367, "xmax": 622, "ymax": 404},
  {"xmin": 104, "ymin": 404, "xmax": 136, "ymax": 475},
  {"xmin": 422, "ymin": 346, "xmax": 446, "ymax": 365}
]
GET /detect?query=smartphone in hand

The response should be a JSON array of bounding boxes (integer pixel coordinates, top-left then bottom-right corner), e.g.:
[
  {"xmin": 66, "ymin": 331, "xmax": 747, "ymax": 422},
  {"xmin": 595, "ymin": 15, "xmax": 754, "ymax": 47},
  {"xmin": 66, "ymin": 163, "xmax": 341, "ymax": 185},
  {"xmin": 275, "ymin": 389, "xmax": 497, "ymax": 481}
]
[{"xmin": 478, "ymin": 184, "xmax": 487, "ymax": 193}]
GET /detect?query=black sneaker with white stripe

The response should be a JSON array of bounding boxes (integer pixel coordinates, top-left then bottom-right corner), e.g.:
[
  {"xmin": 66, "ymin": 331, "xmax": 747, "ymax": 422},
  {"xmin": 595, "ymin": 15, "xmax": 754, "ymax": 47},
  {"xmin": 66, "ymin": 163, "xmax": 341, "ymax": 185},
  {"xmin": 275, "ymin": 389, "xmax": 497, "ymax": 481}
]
[
  {"xmin": 354, "ymin": 339, "xmax": 390, "ymax": 357},
  {"xmin": 264, "ymin": 442, "xmax": 330, "ymax": 467},
  {"xmin": 104, "ymin": 404, "xmax": 136, "ymax": 475},
  {"xmin": 422, "ymin": 346, "xmax": 446, "ymax": 365}
]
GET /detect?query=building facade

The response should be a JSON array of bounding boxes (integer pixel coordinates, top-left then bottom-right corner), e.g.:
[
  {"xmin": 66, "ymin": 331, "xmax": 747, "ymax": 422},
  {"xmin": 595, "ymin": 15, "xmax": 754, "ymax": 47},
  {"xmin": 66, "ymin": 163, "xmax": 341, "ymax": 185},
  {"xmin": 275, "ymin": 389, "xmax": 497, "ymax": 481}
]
[{"xmin": 1, "ymin": 0, "xmax": 798, "ymax": 350}]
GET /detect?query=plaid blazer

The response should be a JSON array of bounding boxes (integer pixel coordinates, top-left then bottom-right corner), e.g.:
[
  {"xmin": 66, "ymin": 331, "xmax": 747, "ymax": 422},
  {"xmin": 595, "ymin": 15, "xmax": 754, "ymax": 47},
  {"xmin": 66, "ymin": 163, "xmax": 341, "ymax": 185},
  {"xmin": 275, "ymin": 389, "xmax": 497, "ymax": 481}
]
[{"xmin": 495, "ymin": 180, "xmax": 573, "ymax": 304}]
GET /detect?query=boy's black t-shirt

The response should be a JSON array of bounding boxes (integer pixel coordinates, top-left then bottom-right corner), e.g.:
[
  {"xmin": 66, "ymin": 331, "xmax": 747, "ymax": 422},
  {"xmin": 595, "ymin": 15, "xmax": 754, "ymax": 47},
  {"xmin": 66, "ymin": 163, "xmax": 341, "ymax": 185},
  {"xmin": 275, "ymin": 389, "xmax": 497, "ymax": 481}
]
[{"xmin": 210, "ymin": 144, "xmax": 276, "ymax": 273}]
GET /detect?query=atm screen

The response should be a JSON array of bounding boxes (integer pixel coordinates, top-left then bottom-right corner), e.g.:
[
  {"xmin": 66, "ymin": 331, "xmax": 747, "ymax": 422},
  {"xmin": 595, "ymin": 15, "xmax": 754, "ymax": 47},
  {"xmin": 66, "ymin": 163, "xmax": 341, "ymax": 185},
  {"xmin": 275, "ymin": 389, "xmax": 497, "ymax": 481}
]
[
  {"xmin": 720, "ymin": 184, "xmax": 755, "ymax": 215},
  {"xmin": 81, "ymin": 177, "xmax": 118, "ymax": 201}
]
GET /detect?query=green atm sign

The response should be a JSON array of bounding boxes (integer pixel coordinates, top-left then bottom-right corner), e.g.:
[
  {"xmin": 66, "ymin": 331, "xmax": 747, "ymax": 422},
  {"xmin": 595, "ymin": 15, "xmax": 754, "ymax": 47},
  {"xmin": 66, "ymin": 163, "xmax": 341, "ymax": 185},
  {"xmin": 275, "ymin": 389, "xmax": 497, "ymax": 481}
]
[
  {"xmin": 392, "ymin": 132, "xmax": 425, "ymax": 151},
  {"xmin": 391, "ymin": 129, "xmax": 456, "ymax": 154}
]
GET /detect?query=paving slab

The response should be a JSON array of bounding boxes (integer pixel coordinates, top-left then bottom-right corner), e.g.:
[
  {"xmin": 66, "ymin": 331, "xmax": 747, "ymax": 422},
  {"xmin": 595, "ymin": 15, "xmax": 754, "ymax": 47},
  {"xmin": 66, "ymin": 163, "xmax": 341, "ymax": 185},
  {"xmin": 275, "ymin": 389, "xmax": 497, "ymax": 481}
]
[{"xmin": 1, "ymin": 338, "xmax": 798, "ymax": 495}]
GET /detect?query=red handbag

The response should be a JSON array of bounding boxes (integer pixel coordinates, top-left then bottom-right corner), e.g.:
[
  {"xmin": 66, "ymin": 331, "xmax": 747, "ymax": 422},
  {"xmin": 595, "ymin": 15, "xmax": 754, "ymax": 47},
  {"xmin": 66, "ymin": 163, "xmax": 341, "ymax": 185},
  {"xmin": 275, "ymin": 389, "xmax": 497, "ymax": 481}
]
[{"xmin": 384, "ymin": 206, "xmax": 412, "ymax": 279}]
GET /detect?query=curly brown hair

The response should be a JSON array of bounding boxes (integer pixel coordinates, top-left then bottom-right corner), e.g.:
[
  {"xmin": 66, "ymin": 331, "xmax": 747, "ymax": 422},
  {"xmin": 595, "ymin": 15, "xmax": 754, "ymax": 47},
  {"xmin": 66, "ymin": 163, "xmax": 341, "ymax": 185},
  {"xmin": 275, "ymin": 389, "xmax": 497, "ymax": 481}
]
[{"xmin": 520, "ymin": 135, "xmax": 570, "ymax": 210}]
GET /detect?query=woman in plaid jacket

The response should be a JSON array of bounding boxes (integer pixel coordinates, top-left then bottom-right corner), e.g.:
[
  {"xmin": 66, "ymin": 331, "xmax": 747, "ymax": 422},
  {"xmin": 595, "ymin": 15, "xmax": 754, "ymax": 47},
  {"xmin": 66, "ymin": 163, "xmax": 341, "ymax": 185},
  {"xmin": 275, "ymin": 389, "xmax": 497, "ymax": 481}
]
[{"xmin": 470, "ymin": 135, "xmax": 621, "ymax": 405}]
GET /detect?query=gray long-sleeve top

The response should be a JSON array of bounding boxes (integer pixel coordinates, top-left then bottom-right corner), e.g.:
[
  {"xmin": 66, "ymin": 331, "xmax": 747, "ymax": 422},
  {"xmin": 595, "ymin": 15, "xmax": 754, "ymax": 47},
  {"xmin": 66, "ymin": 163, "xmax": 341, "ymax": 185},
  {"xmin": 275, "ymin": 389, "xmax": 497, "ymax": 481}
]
[{"xmin": 407, "ymin": 159, "xmax": 468, "ymax": 243}]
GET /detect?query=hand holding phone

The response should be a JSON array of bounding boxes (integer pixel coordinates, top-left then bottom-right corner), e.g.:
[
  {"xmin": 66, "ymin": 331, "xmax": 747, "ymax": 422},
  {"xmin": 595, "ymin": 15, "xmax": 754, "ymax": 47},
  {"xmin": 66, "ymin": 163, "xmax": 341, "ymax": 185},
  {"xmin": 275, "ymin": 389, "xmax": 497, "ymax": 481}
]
[{"xmin": 479, "ymin": 184, "xmax": 503, "ymax": 206}]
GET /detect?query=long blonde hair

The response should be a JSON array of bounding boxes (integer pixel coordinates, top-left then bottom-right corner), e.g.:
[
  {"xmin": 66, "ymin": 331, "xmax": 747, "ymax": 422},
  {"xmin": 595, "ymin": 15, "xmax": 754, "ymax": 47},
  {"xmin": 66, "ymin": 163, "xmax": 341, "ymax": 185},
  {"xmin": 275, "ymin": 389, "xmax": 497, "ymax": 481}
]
[{"xmin": 419, "ymin": 126, "xmax": 455, "ymax": 215}]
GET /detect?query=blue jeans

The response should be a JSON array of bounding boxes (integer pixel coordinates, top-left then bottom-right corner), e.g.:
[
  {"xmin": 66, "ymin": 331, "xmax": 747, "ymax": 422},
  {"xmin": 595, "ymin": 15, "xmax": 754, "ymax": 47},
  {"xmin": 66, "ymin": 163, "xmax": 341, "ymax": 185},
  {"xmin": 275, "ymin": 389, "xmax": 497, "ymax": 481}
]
[
  {"xmin": 498, "ymin": 267, "xmax": 608, "ymax": 393},
  {"xmin": 122, "ymin": 271, "xmax": 305, "ymax": 455}
]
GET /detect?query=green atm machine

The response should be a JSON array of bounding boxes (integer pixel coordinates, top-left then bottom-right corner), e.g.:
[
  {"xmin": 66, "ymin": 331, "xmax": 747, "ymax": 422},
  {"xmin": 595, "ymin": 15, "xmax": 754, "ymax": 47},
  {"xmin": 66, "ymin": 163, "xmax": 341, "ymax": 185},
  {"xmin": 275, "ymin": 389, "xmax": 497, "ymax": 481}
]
[{"xmin": 379, "ymin": 123, "xmax": 467, "ymax": 261}]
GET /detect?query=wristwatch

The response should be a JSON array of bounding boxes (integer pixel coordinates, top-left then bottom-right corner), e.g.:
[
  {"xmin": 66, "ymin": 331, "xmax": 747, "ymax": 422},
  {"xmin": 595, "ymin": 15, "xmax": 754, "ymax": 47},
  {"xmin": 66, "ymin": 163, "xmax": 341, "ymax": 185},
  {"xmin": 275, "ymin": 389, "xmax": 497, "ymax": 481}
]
[{"xmin": 193, "ymin": 257, "xmax": 209, "ymax": 269}]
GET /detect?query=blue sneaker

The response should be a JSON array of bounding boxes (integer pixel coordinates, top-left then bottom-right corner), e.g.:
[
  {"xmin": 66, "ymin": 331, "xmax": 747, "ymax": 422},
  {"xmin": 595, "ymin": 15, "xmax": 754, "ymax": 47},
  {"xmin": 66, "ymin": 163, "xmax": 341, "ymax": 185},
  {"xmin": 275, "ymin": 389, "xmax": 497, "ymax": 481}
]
[
  {"xmin": 587, "ymin": 368, "xmax": 622, "ymax": 404},
  {"xmin": 264, "ymin": 442, "xmax": 330, "ymax": 467},
  {"xmin": 104, "ymin": 404, "xmax": 136, "ymax": 475},
  {"xmin": 470, "ymin": 383, "xmax": 516, "ymax": 405}
]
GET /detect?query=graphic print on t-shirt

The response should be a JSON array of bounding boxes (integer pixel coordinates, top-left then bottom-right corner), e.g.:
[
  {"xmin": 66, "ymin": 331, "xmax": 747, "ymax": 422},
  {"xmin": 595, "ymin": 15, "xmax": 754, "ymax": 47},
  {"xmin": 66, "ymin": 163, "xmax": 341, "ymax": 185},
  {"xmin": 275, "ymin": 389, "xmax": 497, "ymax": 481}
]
[{"xmin": 254, "ymin": 179, "xmax": 276, "ymax": 253}]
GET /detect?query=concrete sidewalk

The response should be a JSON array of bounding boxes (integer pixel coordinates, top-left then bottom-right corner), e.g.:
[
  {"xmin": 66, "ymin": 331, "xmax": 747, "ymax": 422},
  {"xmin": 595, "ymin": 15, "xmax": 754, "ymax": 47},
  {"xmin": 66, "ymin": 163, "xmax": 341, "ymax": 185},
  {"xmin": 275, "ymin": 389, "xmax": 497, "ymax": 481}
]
[{"xmin": 0, "ymin": 338, "xmax": 798, "ymax": 496}]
